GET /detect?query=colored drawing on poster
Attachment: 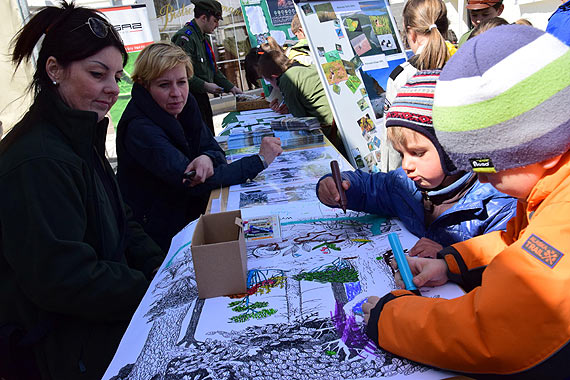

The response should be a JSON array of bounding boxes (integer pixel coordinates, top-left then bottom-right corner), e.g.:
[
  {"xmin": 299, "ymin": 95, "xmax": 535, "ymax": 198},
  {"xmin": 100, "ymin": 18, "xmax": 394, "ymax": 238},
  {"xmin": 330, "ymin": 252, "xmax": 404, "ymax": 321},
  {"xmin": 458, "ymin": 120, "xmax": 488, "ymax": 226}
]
[
  {"xmin": 358, "ymin": 113, "xmax": 375, "ymax": 133},
  {"xmin": 332, "ymin": 84, "xmax": 341, "ymax": 94},
  {"xmin": 322, "ymin": 61, "xmax": 349, "ymax": 85},
  {"xmin": 317, "ymin": 46, "xmax": 325, "ymax": 57},
  {"xmin": 335, "ymin": 27, "xmax": 344, "ymax": 38}
]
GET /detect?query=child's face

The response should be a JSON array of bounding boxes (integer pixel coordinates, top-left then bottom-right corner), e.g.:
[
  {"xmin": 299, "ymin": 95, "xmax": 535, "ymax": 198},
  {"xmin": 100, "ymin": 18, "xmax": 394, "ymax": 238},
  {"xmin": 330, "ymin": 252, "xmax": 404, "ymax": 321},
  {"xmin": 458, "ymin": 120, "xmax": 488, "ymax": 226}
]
[
  {"xmin": 470, "ymin": 5, "xmax": 503, "ymax": 27},
  {"xmin": 393, "ymin": 131, "xmax": 446, "ymax": 189},
  {"xmin": 477, "ymin": 163, "xmax": 547, "ymax": 200}
]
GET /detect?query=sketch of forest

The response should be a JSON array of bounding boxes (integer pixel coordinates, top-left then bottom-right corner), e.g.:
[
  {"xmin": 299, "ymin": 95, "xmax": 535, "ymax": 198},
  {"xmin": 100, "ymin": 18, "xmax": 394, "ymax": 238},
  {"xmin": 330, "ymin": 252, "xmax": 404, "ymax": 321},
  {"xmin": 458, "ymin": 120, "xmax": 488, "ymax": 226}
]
[{"xmin": 105, "ymin": 213, "xmax": 452, "ymax": 380}]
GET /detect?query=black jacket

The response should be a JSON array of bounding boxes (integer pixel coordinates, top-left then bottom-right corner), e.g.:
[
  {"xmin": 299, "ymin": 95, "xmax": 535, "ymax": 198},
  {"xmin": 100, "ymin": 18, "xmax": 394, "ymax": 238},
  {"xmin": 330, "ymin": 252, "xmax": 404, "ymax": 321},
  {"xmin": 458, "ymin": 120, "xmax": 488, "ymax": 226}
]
[
  {"xmin": 116, "ymin": 83, "xmax": 265, "ymax": 251},
  {"xmin": 0, "ymin": 89, "xmax": 164, "ymax": 379}
]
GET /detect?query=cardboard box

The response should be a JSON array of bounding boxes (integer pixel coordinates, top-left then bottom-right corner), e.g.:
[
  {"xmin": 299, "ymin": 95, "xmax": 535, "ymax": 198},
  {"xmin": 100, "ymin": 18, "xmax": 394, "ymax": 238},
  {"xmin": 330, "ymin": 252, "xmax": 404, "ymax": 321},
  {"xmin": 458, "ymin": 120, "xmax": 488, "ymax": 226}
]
[{"xmin": 191, "ymin": 210, "xmax": 247, "ymax": 299}]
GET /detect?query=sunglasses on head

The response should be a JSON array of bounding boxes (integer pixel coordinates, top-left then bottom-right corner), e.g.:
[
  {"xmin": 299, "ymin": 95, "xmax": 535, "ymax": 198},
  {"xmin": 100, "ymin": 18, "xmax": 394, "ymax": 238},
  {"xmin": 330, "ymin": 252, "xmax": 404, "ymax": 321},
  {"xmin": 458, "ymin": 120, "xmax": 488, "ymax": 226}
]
[{"xmin": 70, "ymin": 17, "xmax": 122, "ymax": 43}]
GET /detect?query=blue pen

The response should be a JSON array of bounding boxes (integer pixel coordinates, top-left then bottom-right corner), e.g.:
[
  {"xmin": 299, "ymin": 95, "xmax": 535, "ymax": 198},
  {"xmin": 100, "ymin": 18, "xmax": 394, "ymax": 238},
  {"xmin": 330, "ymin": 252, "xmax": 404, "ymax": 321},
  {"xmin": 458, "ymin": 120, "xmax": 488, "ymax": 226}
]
[{"xmin": 388, "ymin": 233, "xmax": 419, "ymax": 293}]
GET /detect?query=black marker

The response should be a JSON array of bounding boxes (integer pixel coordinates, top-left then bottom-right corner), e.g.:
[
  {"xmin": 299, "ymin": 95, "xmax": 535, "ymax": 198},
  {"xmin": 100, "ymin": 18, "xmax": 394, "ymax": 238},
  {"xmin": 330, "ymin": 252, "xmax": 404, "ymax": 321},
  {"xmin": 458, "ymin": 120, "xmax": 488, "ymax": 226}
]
[{"xmin": 183, "ymin": 170, "xmax": 196, "ymax": 180}]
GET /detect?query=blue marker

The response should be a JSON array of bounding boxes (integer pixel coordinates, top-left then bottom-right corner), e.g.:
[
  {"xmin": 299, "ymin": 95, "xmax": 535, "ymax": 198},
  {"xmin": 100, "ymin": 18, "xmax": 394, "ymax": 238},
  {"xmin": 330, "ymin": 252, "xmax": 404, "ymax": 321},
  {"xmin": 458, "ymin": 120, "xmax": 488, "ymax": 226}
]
[{"xmin": 388, "ymin": 233, "xmax": 418, "ymax": 292}]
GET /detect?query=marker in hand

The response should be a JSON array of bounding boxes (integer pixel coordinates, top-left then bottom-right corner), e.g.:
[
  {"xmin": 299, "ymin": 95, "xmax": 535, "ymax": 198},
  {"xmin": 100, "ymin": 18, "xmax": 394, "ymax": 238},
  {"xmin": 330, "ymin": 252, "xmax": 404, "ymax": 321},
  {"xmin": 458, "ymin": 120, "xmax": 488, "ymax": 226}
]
[
  {"xmin": 388, "ymin": 233, "xmax": 421, "ymax": 295},
  {"xmin": 330, "ymin": 160, "xmax": 348, "ymax": 213}
]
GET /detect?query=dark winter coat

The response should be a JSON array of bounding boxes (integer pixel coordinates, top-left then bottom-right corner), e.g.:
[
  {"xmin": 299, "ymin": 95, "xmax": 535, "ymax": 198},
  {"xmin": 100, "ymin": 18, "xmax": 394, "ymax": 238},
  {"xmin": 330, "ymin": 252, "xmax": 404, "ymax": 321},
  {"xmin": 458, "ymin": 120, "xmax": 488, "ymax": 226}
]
[
  {"xmin": 116, "ymin": 83, "xmax": 265, "ymax": 251},
  {"xmin": 0, "ymin": 89, "xmax": 164, "ymax": 379}
]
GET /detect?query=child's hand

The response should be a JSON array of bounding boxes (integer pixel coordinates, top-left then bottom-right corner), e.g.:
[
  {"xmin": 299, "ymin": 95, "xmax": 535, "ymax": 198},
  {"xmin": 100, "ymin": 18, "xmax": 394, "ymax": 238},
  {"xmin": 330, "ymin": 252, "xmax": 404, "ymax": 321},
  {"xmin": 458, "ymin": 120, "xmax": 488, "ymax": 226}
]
[
  {"xmin": 317, "ymin": 177, "xmax": 350, "ymax": 207},
  {"xmin": 393, "ymin": 256, "xmax": 449, "ymax": 288},
  {"xmin": 408, "ymin": 238, "xmax": 443, "ymax": 258},
  {"xmin": 362, "ymin": 296, "xmax": 380, "ymax": 324}
]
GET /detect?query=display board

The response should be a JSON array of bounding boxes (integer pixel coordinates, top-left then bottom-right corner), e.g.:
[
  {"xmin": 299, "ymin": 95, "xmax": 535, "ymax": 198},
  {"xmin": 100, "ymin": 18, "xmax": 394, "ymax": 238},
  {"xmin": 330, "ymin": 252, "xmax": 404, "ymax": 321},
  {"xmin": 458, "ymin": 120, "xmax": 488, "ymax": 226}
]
[
  {"xmin": 101, "ymin": 5, "xmax": 155, "ymax": 125},
  {"xmin": 294, "ymin": 0, "xmax": 406, "ymax": 172},
  {"xmin": 240, "ymin": 0, "xmax": 298, "ymax": 47}
]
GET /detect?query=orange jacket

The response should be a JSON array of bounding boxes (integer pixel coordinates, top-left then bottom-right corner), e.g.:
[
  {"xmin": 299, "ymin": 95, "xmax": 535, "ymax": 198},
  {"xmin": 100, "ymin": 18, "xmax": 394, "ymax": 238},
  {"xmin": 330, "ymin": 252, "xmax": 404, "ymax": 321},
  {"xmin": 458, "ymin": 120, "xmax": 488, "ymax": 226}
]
[{"xmin": 369, "ymin": 151, "xmax": 570, "ymax": 376}]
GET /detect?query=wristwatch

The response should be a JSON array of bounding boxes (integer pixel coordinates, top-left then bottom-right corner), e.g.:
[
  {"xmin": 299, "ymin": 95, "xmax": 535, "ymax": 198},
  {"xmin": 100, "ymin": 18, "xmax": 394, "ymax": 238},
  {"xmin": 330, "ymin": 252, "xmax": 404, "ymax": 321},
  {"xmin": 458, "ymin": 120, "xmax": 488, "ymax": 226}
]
[{"xmin": 257, "ymin": 153, "xmax": 268, "ymax": 169}]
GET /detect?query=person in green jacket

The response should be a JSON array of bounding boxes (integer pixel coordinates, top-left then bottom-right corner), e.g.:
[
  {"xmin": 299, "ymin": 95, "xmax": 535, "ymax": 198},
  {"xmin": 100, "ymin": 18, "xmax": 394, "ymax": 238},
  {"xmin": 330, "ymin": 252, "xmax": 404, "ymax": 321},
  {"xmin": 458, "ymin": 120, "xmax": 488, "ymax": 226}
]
[
  {"xmin": 171, "ymin": 0, "xmax": 242, "ymax": 134},
  {"xmin": 258, "ymin": 49, "xmax": 335, "ymax": 134},
  {"xmin": 1, "ymin": 3, "xmax": 164, "ymax": 379}
]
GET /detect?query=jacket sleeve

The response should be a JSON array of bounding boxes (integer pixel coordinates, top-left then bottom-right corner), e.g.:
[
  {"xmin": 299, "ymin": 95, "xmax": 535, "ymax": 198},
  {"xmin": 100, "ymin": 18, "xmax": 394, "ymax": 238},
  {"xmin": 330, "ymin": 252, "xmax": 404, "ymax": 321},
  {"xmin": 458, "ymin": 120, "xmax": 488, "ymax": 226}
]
[
  {"xmin": 205, "ymin": 154, "xmax": 265, "ymax": 187},
  {"xmin": 197, "ymin": 118, "xmax": 227, "ymax": 167},
  {"xmin": 123, "ymin": 204, "xmax": 165, "ymax": 278},
  {"xmin": 123, "ymin": 117, "xmax": 191, "ymax": 190},
  {"xmin": 341, "ymin": 169, "xmax": 412, "ymax": 217},
  {"xmin": 0, "ymin": 159, "xmax": 150, "ymax": 321},
  {"xmin": 214, "ymin": 69, "xmax": 236, "ymax": 92},
  {"xmin": 370, "ymin": 207, "xmax": 569, "ymax": 375}
]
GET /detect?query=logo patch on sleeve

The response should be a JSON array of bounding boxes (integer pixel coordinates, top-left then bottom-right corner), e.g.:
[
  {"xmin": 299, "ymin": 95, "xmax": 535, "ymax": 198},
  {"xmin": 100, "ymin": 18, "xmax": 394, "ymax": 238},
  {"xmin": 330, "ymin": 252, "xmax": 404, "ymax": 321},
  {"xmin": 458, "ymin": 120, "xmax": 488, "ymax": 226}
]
[{"xmin": 522, "ymin": 234, "xmax": 564, "ymax": 268}]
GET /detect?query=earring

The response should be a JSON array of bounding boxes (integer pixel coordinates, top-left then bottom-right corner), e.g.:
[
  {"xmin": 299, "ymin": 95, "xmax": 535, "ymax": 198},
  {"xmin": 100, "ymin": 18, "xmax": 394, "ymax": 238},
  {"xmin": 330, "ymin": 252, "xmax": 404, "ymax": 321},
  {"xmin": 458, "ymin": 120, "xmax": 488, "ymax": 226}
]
[{"xmin": 52, "ymin": 80, "xmax": 58, "ymax": 86}]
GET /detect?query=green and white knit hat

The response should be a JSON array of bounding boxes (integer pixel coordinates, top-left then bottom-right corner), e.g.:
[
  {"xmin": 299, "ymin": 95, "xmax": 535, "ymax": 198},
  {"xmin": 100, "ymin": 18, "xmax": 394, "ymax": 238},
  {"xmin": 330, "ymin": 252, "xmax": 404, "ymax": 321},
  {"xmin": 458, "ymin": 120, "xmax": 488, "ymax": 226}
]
[{"xmin": 432, "ymin": 25, "xmax": 570, "ymax": 173}]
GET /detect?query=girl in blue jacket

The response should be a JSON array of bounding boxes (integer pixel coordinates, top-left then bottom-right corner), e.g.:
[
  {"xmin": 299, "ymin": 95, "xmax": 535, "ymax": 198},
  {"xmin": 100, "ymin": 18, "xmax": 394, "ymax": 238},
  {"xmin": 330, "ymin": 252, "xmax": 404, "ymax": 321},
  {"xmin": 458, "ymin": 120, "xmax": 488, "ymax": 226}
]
[{"xmin": 317, "ymin": 70, "xmax": 516, "ymax": 258}]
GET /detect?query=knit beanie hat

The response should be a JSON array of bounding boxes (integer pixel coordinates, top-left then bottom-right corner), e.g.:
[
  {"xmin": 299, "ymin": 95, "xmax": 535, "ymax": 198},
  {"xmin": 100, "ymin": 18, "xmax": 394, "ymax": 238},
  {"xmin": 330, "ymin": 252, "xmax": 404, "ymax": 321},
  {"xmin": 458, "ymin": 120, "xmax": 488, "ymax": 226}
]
[
  {"xmin": 432, "ymin": 25, "xmax": 570, "ymax": 173},
  {"xmin": 385, "ymin": 69, "xmax": 457, "ymax": 175}
]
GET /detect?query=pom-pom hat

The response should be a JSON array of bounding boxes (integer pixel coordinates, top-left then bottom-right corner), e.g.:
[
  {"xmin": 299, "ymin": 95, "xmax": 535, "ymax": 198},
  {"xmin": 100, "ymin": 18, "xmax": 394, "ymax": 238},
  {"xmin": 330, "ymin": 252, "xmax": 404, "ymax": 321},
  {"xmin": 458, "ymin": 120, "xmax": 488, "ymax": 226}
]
[
  {"xmin": 432, "ymin": 25, "xmax": 570, "ymax": 173},
  {"xmin": 385, "ymin": 69, "xmax": 458, "ymax": 175}
]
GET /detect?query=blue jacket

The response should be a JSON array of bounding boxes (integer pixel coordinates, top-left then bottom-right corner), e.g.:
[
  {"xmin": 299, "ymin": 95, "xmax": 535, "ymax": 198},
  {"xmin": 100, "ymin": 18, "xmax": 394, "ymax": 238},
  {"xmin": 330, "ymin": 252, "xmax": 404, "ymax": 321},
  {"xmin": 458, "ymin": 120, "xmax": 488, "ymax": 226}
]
[
  {"xmin": 117, "ymin": 83, "xmax": 265, "ymax": 251},
  {"xmin": 318, "ymin": 168, "xmax": 517, "ymax": 247},
  {"xmin": 547, "ymin": 0, "xmax": 570, "ymax": 46}
]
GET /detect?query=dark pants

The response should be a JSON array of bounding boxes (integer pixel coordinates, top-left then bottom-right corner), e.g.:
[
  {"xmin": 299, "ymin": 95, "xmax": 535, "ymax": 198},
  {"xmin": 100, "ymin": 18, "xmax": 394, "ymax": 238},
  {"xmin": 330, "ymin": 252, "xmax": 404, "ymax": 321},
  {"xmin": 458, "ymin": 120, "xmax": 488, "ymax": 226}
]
[{"xmin": 192, "ymin": 91, "xmax": 215, "ymax": 135}]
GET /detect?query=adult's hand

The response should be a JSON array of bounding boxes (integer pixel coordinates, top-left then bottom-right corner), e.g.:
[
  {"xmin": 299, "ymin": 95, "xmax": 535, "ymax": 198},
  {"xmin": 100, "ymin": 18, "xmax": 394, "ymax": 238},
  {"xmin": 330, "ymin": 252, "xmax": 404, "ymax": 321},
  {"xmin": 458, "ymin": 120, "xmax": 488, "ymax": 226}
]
[
  {"xmin": 408, "ymin": 237, "xmax": 443, "ymax": 259},
  {"xmin": 392, "ymin": 256, "xmax": 449, "ymax": 289},
  {"xmin": 362, "ymin": 296, "xmax": 380, "ymax": 324},
  {"xmin": 203, "ymin": 82, "xmax": 223, "ymax": 94},
  {"xmin": 183, "ymin": 155, "xmax": 214, "ymax": 187},
  {"xmin": 317, "ymin": 176, "xmax": 350, "ymax": 207},
  {"xmin": 258, "ymin": 136, "xmax": 283, "ymax": 165},
  {"xmin": 229, "ymin": 86, "xmax": 243, "ymax": 95},
  {"xmin": 269, "ymin": 99, "xmax": 289, "ymax": 114}
]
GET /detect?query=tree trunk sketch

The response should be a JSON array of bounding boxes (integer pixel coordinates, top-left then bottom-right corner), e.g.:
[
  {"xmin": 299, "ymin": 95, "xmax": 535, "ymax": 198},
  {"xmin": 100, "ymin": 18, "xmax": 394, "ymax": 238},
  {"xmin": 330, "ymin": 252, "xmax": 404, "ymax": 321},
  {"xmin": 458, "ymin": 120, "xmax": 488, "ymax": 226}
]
[{"xmin": 181, "ymin": 298, "xmax": 205, "ymax": 346}]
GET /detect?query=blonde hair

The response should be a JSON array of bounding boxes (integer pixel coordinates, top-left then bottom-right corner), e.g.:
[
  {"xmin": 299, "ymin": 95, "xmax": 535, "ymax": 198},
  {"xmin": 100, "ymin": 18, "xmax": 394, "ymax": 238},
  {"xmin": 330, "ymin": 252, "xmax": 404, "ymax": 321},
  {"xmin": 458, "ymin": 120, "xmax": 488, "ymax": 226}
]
[
  {"xmin": 131, "ymin": 42, "xmax": 193, "ymax": 87},
  {"xmin": 514, "ymin": 18, "xmax": 532, "ymax": 26},
  {"xmin": 403, "ymin": 0, "xmax": 450, "ymax": 70},
  {"xmin": 387, "ymin": 126, "xmax": 421, "ymax": 150},
  {"xmin": 291, "ymin": 14, "xmax": 302, "ymax": 35}
]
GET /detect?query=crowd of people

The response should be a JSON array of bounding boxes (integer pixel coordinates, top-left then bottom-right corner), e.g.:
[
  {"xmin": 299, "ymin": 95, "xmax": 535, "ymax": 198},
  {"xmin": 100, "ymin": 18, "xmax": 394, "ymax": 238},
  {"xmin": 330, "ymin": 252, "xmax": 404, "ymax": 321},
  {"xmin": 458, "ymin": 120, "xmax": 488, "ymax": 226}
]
[{"xmin": 0, "ymin": 0, "xmax": 569, "ymax": 378}]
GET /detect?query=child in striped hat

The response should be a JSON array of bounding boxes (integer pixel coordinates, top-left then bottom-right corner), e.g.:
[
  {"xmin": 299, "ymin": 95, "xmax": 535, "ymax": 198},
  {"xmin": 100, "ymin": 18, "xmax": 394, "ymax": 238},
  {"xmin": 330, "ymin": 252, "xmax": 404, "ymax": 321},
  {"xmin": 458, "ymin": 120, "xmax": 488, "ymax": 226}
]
[
  {"xmin": 317, "ymin": 69, "xmax": 516, "ymax": 258},
  {"xmin": 363, "ymin": 25, "xmax": 570, "ymax": 377}
]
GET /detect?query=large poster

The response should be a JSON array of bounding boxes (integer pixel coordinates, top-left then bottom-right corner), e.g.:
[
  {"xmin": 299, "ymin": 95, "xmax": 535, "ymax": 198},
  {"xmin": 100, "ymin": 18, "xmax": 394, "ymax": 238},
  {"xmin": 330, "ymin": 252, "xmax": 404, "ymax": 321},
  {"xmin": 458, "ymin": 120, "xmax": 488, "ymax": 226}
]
[
  {"xmin": 295, "ymin": 0, "xmax": 407, "ymax": 172},
  {"xmin": 100, "ymin": 5, "xmax": 155, "ymax": 125}
]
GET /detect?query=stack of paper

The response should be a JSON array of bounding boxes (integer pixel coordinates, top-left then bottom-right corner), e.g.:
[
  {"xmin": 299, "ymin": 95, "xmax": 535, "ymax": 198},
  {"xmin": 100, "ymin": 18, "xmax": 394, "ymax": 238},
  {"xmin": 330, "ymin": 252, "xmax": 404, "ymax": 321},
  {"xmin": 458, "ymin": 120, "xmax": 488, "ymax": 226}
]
[
  {"xmin": 273, "ymin": 129, "xmax": 324, "ymax": 149},
  {"xmin": 270, "ymin": 116, "xmax": 321, "ymax": 131}
]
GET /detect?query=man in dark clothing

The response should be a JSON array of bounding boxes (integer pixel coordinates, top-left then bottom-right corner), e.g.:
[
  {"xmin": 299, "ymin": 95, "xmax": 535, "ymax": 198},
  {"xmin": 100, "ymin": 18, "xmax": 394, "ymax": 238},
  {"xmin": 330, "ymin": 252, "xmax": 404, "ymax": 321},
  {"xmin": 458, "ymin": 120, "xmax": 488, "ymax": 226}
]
[{"xmin": 171, "ymin": 0, "xmax": 243, "ymax": 134}]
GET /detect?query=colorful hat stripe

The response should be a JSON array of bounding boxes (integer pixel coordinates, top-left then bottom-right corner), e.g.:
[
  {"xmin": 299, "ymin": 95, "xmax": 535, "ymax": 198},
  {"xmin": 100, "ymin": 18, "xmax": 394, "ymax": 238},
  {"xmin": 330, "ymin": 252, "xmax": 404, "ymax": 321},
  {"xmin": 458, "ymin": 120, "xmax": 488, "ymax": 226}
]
[
  {"xmin": 435, "ymin": 34, "xmax": 568, "ymax": 108},
  {"xmin": 434, "ymin": 50, "xmax": 570, "ymax": 133},
  {"xmin": 433, "ymin": 25, "xmax": 570, "ymax": 173}
]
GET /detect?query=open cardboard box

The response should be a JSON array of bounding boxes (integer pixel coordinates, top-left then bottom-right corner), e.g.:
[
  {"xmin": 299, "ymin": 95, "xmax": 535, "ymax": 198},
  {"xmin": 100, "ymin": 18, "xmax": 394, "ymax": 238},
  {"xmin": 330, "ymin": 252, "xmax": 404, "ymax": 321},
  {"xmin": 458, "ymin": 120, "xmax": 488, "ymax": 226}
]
[{"xmin": 191, "ymin": 210, "xmax": 247, "ymax": 299}]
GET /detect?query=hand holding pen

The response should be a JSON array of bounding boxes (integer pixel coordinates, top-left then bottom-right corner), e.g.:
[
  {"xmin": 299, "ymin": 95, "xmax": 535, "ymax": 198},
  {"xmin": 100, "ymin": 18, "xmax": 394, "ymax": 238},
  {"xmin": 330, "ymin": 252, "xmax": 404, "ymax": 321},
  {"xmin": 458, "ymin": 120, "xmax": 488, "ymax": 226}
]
[{"xmin": 317, "ymin": 162, "xmax": 351, "ymax": 211}]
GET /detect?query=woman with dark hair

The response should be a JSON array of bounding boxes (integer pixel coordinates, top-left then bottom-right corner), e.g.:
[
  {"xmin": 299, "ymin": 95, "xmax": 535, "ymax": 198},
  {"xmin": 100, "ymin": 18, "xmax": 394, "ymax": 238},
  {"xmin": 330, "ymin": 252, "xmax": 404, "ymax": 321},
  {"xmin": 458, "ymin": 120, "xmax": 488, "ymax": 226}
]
[
  {"xmin": 0, "ymin": 2, "xmax": 164, "ymax": 379},
  {"xmin": 116, "ymin": 42, "xmax": 282, "ymax": 252}
]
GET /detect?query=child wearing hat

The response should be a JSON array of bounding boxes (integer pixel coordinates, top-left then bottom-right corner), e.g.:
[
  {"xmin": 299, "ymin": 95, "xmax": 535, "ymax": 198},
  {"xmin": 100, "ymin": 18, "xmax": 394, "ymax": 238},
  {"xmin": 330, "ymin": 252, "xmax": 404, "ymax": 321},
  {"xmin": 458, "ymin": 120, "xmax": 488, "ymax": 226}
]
[
  {"xmin": 363, "ymin": 25, "xmax": 570, "ymax": 377},
  {"xmin": 317, "ymin": 70, "xmax": 516, "ymax": 258},
  {"xmin": 457, "ymin": 0, "xmax": 505, "ymax": 47}
]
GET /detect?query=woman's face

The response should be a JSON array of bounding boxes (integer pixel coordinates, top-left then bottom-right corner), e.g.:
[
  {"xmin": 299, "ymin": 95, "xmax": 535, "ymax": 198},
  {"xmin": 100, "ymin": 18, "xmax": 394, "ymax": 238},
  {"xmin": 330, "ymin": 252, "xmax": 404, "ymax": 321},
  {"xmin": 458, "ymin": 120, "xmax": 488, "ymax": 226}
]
[
  {"xmin": 51, "ymin": 46, "xmax": 123, "ymax": 122},
  {"xmin": 147, "ymin": 64, "xmax": 189, "ymax": 118}
]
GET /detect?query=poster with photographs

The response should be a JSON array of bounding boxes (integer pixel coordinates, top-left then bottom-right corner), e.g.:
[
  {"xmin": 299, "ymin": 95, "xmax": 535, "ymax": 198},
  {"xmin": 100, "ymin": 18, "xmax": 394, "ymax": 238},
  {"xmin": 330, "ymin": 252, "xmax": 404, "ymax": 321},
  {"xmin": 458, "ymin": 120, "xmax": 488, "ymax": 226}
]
[{"xmin": 295, "ymin": 0, "xmax": 407, "ymax": 173}]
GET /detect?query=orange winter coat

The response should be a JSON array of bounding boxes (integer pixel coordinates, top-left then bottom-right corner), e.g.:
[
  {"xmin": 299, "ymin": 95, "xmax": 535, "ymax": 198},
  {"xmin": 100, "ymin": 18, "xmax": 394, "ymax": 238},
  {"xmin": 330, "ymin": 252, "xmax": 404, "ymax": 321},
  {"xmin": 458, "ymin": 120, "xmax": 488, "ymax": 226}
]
[{"xmin": 371, "ymin": 151, "xmax": 570, "ymax": 377}]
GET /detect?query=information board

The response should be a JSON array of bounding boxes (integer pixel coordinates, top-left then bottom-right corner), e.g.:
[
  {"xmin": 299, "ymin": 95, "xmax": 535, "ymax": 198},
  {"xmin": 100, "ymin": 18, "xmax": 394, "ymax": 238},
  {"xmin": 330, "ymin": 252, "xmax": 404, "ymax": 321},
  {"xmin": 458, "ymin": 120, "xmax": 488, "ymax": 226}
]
[{"xmin": 294, "ymin": 0, "xmax": 406, "ymax": 172}]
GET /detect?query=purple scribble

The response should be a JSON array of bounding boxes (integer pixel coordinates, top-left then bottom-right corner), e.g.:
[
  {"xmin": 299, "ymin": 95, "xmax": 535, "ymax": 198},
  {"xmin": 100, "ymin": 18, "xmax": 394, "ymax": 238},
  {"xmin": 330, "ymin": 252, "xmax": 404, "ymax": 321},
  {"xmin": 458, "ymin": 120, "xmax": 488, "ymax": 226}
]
[{"xmin": 331, "ymin": 301, "xmax": 379, "ymax": 357}]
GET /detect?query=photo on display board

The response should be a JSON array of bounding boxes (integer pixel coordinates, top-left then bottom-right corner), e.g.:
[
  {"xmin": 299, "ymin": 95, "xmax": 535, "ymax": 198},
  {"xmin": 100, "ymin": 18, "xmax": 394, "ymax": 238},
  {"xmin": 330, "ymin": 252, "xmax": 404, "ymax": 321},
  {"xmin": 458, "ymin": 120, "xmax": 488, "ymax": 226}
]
[
  {"xmin": 314, "ymin": 3, "xmax": 337, "ymax": 23},
  {"xmin": 351, "ymin": 147, "xmax": 366, "ymax": 169},
  {"xmin": 301, "ymin": 3, "xmax": 314, "ymax": 15},
  {"xmin": 322, "ymin": 61, "xmax": 349, "ymax": 85},
  {"xmin": 317, "ymin": 46, "xmax": 325, "ymax": 57},
  {"xmin": 341, "ymin": 1, "xmax": 401, "ymax": 58},
  {"xmin": 266, "ymin": 0, "xmax": 296, "ymax": 26}
]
